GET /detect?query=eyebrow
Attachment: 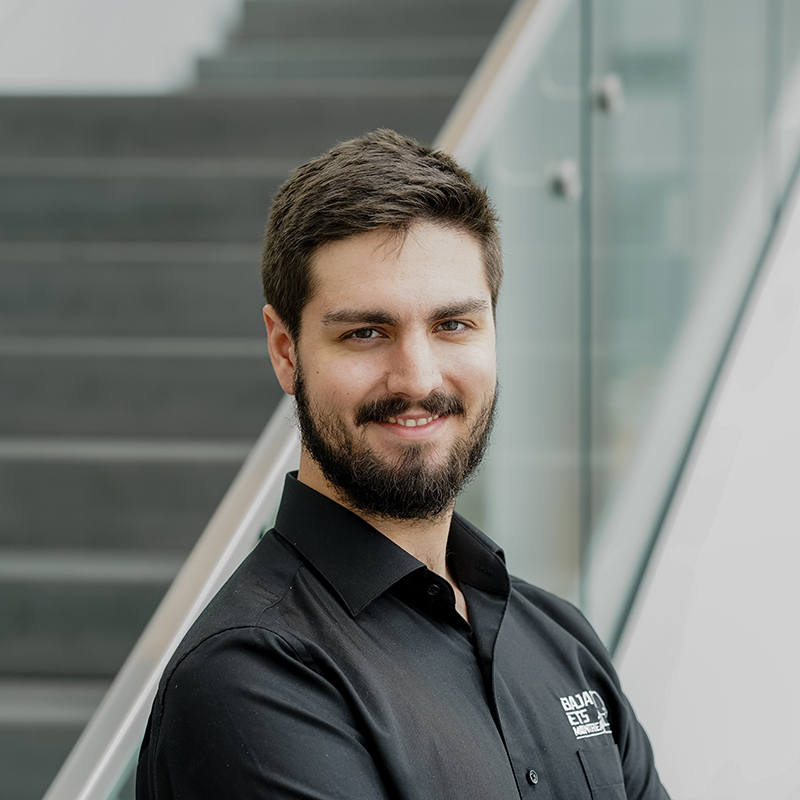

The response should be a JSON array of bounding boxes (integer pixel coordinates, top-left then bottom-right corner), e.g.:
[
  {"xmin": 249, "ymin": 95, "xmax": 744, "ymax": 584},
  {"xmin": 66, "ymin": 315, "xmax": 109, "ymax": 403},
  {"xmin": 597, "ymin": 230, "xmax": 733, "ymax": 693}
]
[
  {"xmin": 321, "ymin": 299, "xmax": 491, "ymax": 327},
  {"xmin": 322, "ymin": 309, "xmax": 397, "ymax": 326}
]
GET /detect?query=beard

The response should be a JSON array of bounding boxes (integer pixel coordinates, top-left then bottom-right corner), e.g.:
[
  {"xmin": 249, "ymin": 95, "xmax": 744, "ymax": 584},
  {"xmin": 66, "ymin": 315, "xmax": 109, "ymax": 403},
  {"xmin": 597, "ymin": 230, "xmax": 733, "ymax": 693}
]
[{"xmin": 293, "ymin": 364, "xmax": 497, "ymax": 521}]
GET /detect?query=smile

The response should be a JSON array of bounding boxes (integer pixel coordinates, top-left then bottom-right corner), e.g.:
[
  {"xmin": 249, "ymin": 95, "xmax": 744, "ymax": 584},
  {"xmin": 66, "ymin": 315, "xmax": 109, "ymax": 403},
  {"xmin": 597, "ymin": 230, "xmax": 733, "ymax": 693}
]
[{"xmin": 386, "ymin": 414, "xmax": 441, "ymax": 428}]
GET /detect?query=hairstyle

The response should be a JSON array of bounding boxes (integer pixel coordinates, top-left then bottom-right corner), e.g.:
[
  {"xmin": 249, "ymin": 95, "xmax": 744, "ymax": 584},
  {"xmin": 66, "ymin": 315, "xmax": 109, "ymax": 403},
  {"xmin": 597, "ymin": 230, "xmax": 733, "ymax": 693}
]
[{"xmin": 261, "ymin": 129, "xmax": 502, "ymax": 341}]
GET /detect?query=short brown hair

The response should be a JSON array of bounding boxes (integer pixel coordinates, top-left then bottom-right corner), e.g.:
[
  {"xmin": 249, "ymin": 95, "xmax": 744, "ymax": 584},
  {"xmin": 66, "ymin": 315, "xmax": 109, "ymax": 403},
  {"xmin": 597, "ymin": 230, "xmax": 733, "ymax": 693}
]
[{"xmin": 261, "ymin": 129, "xmax": 502, "ymax": 341}]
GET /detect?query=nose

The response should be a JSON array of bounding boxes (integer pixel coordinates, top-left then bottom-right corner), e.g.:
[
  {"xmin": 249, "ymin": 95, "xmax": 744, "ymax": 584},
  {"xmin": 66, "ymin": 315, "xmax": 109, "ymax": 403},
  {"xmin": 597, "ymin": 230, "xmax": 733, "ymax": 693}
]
[{"xmin": 385, "ymin": 333, "xmax": 443, "ymax": 401}]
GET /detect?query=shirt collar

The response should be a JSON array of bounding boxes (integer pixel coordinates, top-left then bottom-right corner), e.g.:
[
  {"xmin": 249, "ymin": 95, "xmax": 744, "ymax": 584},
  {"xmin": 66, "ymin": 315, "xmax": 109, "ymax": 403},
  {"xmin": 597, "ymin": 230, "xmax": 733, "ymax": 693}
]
[
  {"xmin": 447, "ymin": 513, "xmax": 510, "ymax": 597},
  {"xmin": 274, "ymin": 473, "xmax": 509, "ymax": 617}
]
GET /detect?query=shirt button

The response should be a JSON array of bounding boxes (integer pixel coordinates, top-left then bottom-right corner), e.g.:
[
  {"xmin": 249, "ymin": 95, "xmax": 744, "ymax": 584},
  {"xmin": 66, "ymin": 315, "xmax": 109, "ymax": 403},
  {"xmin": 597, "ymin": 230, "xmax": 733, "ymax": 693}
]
[
  {"xmin": 427, "ymin": 584, "xmax": 440, "ymax": 597},
  {"xmin": 526, "ymin": 769, "xmax": 539, "ymax": 786}
]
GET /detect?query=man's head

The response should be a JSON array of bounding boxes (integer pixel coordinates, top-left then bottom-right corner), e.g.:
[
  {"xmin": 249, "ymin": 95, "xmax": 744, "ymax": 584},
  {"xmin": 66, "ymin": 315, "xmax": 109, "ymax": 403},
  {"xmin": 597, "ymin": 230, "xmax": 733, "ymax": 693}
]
[
  {"xmin": 261, "ymin": 131, "xmax": 502, "ymax": 521},
  {"xmin": 261, "ymin": 129, "xmax": 502, "ymax": 343}
]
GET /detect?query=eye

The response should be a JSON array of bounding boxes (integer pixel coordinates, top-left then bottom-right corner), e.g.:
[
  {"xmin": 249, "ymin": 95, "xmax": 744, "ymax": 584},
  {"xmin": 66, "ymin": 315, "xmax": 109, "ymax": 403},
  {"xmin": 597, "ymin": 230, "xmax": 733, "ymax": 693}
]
[
  {"xmin": 345, "ymin": 327, "xmax": 381, "ymax": 340},
  {"xmin": 438, "ymin": 320, "xmax": 466, "ymax": 332}
]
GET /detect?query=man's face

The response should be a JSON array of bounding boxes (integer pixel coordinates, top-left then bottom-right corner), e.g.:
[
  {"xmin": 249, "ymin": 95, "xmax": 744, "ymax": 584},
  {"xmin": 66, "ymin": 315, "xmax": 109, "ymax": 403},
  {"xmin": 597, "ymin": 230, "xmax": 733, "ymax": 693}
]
[{"xmin": 285, "ymin": 221, "xmax": 498, "ymax": 520}]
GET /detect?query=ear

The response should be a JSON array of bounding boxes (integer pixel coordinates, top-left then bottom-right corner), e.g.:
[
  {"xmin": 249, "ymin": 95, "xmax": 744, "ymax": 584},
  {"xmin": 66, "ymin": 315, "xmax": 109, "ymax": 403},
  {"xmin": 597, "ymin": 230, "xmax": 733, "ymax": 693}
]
[{"xmin": 263, "ymin": 305, "xmax": 297, "ymax": 395}]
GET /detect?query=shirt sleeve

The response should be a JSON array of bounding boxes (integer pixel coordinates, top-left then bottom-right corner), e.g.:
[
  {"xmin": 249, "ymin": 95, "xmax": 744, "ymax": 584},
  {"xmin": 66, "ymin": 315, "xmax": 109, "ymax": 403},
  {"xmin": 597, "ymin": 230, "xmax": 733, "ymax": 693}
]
[
  {"xmin": 137, "ymin": 625, "xmax": 392, "ymax": 800},
  {"xmin": 613, "ymin": 690, "xmax": 671, "ymax": 800}
]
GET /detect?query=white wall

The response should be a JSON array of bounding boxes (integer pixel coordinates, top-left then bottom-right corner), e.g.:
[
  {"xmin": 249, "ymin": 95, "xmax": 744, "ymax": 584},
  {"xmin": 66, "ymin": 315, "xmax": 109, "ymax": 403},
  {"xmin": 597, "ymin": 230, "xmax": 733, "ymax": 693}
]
[
  {"xmin": 615, "ymin": 168, "xmax": 800, "ymax": 798},
  {"xmin": 0, "ymin": 0, "xmax": 241, "ymax": 93}
]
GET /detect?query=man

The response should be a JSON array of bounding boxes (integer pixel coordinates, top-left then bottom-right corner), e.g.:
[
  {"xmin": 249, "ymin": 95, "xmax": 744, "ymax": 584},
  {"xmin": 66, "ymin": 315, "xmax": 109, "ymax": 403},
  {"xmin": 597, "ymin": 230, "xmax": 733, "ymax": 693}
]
[{"xmin": 137, "ymin": 130, "xmax": 669, "ymax": 799}]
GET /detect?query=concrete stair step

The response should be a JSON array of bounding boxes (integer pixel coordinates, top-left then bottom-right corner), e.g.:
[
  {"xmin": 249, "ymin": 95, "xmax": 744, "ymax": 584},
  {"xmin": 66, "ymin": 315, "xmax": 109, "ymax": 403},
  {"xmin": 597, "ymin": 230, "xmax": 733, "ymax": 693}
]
[
  {"xmin": 0, "ymin": 549, "xmax": 183, "ymax": 585},
  {"xmin": 0, "ymin": 241, "xmax": 265, "ymax": 338},
  {"xmin": 188, "ymin": 74, "xmax": 469, "ymax": 97},
  {"xmin": 0, "ymin": 440, "xmax": 247, "ymax": 551},
  {"xmin": 0, "ymin": 169, "xmax": 285, "ymax": 241},
  {"xmin": 0, "ymin": 679, "xmax": 109, "ymax": 800},
  {"xmin": 234, "ymin": 0, "xmax": 515, "ymax": 40},
  {"xmin": 197, "ymin": 36, "xmax": 490, "ymax": 82},
  {"xmin": 197, "ymin": 36, "xmax": 489, "ymax": 82},
  {"xmin": 0, "ymin": 95, "xmax": 450, "ymax": 157},
  {"xmin": 0, "ymin": 346, "xmax": 282, "ymax": 437},
  {"xmin": 0, "ymin": 550, "xmax": 179, "ymax": 676}
]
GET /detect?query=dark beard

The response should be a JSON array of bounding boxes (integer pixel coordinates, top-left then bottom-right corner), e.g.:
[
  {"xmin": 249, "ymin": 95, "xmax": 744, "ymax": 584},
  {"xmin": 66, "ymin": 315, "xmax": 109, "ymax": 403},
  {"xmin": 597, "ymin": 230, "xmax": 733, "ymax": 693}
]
[{"xmin": 293, "ymin": 365, "xmax": 497, "ymax": 521}]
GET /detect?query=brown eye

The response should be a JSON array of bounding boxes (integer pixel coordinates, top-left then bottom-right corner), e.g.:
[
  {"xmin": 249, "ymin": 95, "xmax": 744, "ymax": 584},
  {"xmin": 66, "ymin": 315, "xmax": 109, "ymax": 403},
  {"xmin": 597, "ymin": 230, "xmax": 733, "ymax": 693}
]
[
  {"xmin": 350, "ymin": 328, "xmax": 378, "ymax": 339},
  {"xmin": 439, "ymin": 320, "xmax": 465, "ymax": 332}
]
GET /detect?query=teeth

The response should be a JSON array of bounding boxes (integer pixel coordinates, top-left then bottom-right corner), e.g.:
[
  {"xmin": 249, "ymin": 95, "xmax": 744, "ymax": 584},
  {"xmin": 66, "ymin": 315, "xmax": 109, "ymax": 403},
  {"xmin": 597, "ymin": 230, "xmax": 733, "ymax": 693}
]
[{"xmin": 386, "ymin": 414, "xmax": 440, "ymax": 427}]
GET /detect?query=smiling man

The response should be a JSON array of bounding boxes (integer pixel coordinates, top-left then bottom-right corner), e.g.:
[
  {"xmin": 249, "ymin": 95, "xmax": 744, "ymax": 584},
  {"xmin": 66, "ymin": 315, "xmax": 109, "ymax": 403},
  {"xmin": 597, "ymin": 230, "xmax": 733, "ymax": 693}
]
[{"xmin": 137, "ymin": 130, "xmax": 670, "ymax": 800}]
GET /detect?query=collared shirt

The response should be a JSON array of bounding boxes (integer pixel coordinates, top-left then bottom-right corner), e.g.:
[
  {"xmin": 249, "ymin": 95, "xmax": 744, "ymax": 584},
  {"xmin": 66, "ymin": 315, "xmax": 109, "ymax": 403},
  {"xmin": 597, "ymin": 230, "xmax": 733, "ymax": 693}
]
[{"xmin": 137, "ymin": 473, "xmax": 669, "ymax": 800}]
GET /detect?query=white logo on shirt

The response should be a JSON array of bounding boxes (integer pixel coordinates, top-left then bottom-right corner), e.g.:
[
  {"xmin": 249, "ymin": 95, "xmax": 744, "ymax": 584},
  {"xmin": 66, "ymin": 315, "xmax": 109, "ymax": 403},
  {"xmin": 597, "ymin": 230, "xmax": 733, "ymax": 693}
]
[{"xmin": 559, "ymin": 690, "xmax": 612, "ymax": 739}]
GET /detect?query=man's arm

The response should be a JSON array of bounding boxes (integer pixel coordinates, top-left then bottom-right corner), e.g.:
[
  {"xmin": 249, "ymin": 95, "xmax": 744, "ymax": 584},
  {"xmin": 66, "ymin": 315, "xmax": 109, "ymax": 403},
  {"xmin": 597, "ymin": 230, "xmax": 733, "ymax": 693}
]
[
  {"xmin": 136, "ymin": 626, "xmax": 392, "ymax": 800},
  {"xmin": 614, "ymin": 692, "xmax": 671, "ymax": 800}
]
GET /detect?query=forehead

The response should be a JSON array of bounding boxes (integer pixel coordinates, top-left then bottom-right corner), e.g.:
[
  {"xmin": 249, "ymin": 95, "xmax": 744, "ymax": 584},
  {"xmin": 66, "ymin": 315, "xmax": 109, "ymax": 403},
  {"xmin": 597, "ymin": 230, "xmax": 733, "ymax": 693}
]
[{"xmin": 305, "ymin": 222, "xmax": 490, "ymax": 316}]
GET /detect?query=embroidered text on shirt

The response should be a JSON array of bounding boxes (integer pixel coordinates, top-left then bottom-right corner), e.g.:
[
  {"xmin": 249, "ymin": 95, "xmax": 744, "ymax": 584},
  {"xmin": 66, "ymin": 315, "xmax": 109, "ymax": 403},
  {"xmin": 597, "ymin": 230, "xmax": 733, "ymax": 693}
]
[{"xmin": 559, "ymin": 690, "xmax": 612, "ymax": 739}]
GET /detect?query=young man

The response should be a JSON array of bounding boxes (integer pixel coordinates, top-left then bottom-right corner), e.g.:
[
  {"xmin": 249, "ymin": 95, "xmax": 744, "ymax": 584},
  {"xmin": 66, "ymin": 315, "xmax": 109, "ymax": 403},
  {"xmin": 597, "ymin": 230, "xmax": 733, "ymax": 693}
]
[{"xmin": 137, "ymin": 130, "xmax": 670, "ymax": 799}]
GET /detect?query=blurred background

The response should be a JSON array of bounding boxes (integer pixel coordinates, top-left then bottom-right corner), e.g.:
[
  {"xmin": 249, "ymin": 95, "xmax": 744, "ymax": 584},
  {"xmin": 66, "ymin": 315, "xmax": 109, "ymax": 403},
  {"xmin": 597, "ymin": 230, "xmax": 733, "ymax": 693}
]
[{"xmin": 1, "ymin": 0, "xmax": 799, "ymax": 798}]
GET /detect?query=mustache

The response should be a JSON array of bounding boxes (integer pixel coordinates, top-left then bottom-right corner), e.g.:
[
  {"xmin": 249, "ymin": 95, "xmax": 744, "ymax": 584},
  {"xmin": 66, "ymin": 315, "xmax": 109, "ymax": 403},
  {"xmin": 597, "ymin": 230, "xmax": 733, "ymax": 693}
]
[{"xmin": 355, "ymin": 392, "xmax": 466, "ymax": 427}]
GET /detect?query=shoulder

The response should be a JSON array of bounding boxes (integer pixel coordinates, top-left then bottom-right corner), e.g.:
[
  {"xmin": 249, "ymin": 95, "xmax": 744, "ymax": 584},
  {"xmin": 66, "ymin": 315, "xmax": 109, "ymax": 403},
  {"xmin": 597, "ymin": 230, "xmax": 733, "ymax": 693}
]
[
  {"xmin": 151, "ymin": 530, "xmax": 316, "ymax": 715},
  {"xmin": 137, "ymin": 535, "xmax": 379, "ymax": 800},
  {"xmin": 182, "ymin": 531, "xmax": 299, "ymax": 629},
  {"xmin": 139, "ymin": 533, "xmax": 333, "ymax": 783}
]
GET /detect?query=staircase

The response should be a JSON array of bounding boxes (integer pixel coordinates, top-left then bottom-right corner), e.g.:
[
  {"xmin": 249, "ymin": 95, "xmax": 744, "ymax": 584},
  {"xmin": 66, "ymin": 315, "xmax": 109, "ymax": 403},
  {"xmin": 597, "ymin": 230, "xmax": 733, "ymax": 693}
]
[{"xmin": 0, "ymin": 1, "xmax": 515, "ymax": 797}]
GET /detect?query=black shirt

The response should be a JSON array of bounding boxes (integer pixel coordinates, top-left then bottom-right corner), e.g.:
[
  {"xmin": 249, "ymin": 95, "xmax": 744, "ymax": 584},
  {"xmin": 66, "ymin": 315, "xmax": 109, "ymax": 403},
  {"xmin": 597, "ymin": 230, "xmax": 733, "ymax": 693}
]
[{"xmin": 137, "ymin": 473, "xmax": 669, "ymax": 800}]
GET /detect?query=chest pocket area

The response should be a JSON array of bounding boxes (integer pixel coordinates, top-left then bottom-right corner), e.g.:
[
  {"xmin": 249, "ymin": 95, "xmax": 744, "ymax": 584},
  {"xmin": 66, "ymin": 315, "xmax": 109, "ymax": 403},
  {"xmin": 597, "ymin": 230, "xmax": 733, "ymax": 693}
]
[{"xmin": 578, "ymin": 743, "xmax": 627, "ymax": 800}]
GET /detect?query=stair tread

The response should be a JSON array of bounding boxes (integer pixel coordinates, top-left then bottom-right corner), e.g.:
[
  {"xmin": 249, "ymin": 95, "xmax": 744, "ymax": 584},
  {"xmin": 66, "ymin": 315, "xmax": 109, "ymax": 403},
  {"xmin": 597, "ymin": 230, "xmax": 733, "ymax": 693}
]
[
  {"xmin": 0, "ymin": 335, "xmax": 268, "ymax": 358},
  {"xmin": 236, "ymin": 0, "xmax": 514, "ymax": 40},
  {"xmin": 0, "ymin": 436, "xmax": 254, "ymax": 462},
  {"xmin": 0, "ymin": 679, "xmax": 109, "ymax": 725},
  {"xmin": 187, "ymin": 75, "xmax": 467, "ymax": 95},
  {"xmin": 0, "ymin": 549, "xmax": 184, "ymax": 585},
  {"xmin": 0, "ymin": 240, "xmax": 261, "ymax": 261},
  {"xmin": 0, "ymin": 95, "xmax": 449, "ymax": 157},
  {"xmin": 0, "ymin": 155, "xmax": 302, "ymax": 178},
  {"xmin": 215, "ymin": 34, "xmax": 491, "ymax": 55}
]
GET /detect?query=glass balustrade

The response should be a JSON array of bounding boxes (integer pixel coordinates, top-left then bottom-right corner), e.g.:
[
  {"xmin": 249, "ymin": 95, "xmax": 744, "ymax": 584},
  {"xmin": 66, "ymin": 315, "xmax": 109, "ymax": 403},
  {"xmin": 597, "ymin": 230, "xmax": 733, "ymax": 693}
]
[
  {"xmin": 584, "ymin": 0, "xmax": 800, "ymax": 646},
  {"xmin": 448, "ymin": 0, "xmax": 800, "ymax": 645}
]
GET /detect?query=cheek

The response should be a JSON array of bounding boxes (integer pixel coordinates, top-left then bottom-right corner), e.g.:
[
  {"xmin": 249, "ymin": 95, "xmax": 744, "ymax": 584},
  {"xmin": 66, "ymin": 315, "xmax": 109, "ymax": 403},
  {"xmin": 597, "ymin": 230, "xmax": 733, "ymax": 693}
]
[
  {"xmin": 450, "ymin": 348, "xmax": 497, "ymax": 392},
  {"xmin": 309, "ymin": 359, "xmax": 382, "ymax": 409}
]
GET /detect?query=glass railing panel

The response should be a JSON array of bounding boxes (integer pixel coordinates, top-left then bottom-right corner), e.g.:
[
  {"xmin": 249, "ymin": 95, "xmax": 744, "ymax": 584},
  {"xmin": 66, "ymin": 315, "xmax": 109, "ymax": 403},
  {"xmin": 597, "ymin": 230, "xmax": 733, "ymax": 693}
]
[
  {"xmin": 591, "ymin": 0, "xmax": 776, "ymax": 552},
  {"xmin": 590, "ymin": 0, "xmax": 717, "ymax": 520},
  {"xmin": 773, "ymin": 0, "xmax": 800, "ymax": 191},
  {"xmin": 585, "ymin": 0, "xmax": 800, "ymax": 646},
  {"xmin": 449, "ymin": 0, "xmax": 800, "ymax": 642}
]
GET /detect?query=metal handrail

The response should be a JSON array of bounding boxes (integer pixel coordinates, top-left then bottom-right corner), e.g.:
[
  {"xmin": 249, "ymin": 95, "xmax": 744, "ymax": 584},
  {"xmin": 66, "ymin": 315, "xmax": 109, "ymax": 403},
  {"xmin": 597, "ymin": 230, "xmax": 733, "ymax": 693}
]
[{"xmin": 437, "ymin": 0, "xmax": 563, "ymax": 160}]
